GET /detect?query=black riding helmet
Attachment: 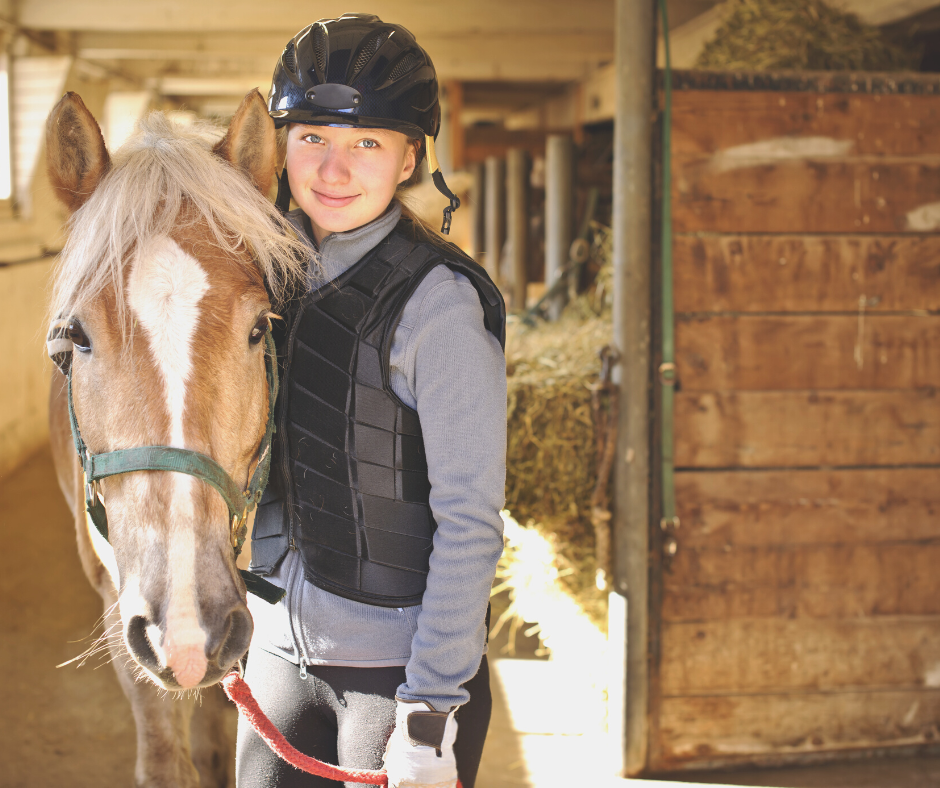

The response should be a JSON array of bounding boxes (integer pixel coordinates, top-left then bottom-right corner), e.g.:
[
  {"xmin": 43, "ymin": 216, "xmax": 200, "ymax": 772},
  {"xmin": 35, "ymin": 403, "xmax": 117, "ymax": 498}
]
[{"xmin": 268, "ymin": 13, "xmax": 460, "ymax": 233}]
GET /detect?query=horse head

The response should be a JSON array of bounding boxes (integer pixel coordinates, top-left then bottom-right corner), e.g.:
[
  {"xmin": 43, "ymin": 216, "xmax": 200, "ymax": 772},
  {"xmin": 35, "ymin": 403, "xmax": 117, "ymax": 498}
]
[{"xmin": 46, "ymin": 90, "xmax": 305, "ymax": 690}]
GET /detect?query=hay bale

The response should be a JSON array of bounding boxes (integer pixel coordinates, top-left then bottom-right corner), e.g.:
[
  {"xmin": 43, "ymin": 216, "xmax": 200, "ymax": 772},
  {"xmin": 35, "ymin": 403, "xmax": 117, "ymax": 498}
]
[
  {"xmin": 696, "ymin": 0, "xmax": 920, "ymax": 72},
  {"xmin": 502, "ymin": 224, "xmax": 614, "ymax": 630}
]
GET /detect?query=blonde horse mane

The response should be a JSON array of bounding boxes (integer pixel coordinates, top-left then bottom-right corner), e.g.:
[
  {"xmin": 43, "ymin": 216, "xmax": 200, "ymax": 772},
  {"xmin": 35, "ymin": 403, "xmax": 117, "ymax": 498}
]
[{"xmin": 50, "ymin": 111, "xmax": 310, "ymax": 330}]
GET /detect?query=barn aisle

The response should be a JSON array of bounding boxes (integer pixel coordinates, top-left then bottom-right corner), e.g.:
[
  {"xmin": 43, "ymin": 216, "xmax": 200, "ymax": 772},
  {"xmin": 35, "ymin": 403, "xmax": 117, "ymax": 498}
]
[{"xmin": 0, "ymin": 447, "xmax": 136, "ymax": 786}]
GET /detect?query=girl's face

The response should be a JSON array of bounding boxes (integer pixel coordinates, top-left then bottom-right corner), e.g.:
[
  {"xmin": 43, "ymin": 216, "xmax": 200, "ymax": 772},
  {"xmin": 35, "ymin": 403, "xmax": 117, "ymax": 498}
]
[{"xmin": 285, "ymin": 124, "xmax": 417, "ymax": 244}]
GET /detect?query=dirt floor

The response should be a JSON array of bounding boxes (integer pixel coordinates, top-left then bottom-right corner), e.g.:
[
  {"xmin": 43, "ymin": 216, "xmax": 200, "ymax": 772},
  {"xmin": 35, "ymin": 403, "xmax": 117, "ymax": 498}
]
[
  {"xmin": 0, "ymin": 447, "xmax": 138, "ymax": 785},
  {"xmin": 0, "ymin": 447, "xmax": 544, "ymax": 788},
  {"xmin": 6, "ymin": 446, "xmax": 940, "ymax": 788}
]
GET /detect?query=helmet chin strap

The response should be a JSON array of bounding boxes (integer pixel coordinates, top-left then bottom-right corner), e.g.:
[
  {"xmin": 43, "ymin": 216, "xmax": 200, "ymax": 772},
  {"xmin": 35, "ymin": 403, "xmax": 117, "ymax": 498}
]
[
  {"xmin": 425, "ymin": 135, "xmax": 460, "ymax": 235},
  {"xmin": 275, "ymin": 166, "xmax": 292, "ymax": 215}
]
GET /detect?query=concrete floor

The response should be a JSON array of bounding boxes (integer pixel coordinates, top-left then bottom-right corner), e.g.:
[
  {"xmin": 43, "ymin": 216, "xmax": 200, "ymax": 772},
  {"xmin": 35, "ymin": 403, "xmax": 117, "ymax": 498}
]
[{"xmin": 5, "ymin": 446, "xmax": 940, "ymax": 787}]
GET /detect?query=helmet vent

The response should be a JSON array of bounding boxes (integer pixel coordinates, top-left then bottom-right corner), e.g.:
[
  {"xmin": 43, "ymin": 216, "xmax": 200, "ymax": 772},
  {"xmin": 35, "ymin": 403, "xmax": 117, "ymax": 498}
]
[
  {"xmin": 283, "ymin": 42, "xmax": 296, "ymax": 74},
  {"xmin": 388, "ymin": 51, "xmax": 423, "ymax": 83},
  {"xmin": 350, "ymin": 30, "xmax": 390, "ymax": 80},
  {"xmin": 312, "ymin": 24, "xmax": 328, "ymax": 76}
]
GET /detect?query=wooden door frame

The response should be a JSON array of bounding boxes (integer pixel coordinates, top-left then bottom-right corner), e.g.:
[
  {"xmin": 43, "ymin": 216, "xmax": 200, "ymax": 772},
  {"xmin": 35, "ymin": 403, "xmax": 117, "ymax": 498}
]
[{"xmin": 609, "ymin": 0, "xmax": 656, "ymax": 777}]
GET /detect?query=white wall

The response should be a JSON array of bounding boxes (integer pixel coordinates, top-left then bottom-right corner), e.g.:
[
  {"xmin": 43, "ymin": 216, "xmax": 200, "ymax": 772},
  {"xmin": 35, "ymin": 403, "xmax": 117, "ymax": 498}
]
[
  {"xmin": 0, "ymin": 64, "xmax": 108, "ymax": 478},
  {"xmin": 0, "ymin": 257, "xmax": 56, "ymax": 480}
]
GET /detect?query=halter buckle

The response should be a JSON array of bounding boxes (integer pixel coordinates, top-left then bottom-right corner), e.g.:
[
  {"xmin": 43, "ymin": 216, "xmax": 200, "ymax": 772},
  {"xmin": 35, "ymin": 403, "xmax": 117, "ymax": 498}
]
[{"xmin": 231, "ymin": 510, "xmax": 249, "ymax": 555}]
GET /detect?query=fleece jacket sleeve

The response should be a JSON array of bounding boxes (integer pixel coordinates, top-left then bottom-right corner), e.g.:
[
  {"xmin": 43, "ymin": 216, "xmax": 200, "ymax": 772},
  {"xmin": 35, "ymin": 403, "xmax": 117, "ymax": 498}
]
[{"xmin": 390, "ymin": 264, "xmax": 507, "ymax": 712}]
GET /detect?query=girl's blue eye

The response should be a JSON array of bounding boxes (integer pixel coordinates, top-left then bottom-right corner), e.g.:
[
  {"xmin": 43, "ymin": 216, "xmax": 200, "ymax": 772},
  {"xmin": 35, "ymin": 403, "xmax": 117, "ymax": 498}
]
[
  {"xmin": 302, "ymin": 134, "xmax": 322, "ymax": 144},
  {"xmin": 358, "ymin": 139, "xmax": 378, "ymax": 149}
]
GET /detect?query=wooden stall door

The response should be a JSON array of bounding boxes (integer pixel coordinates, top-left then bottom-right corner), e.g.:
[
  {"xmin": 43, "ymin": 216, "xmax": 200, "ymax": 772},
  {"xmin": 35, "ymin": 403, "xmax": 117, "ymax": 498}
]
[{"xmin": 650, "ymin": 83, "xmax": 940, "ymax": 772}]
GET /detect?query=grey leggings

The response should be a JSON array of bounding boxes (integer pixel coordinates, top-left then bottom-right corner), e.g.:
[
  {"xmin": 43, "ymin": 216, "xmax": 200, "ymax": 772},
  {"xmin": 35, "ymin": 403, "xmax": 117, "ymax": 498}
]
[{"xmin": 235, "ymin": 648, "xmax": 491, "ymax": 788}]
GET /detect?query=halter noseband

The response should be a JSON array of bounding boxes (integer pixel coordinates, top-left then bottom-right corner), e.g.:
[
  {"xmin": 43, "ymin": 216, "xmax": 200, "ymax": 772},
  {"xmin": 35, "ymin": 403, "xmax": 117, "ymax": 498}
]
[{"xmin": 50, "ymin": 328, "xmax": 285, "ymax": 605}]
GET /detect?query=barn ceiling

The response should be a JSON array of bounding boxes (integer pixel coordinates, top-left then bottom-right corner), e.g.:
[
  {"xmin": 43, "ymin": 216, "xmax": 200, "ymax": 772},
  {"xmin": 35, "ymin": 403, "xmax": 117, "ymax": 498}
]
[{"xmin": 9, "ymin": 0, "xmax": 940, "ymax": 117}]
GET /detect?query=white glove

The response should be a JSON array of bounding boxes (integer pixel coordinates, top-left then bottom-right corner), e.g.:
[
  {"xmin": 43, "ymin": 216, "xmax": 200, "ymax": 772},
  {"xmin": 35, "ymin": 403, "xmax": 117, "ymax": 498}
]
[{"xmin": 383, "ymin": 698, "xmax": 458, "ymax": 788}]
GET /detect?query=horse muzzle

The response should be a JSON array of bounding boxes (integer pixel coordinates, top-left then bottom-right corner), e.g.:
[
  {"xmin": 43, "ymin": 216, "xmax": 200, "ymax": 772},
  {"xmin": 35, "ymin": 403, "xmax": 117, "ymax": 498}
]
[{"xmin": 125, "ymin": 601, "xmax": 253, "ymax": 690}]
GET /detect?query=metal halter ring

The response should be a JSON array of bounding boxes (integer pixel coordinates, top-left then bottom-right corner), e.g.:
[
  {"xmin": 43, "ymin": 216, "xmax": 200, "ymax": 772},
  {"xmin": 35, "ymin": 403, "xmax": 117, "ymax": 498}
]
[{"xmin": 85, "ymin": 478, "xmax": 101, "ymax": 504}]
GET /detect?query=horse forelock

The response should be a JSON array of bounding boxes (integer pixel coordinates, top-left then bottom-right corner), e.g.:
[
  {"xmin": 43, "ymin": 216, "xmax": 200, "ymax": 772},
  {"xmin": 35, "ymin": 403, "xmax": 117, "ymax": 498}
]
[{"xmin": 48, "ymin": 110, "xmax": 309, "ymax": 337}]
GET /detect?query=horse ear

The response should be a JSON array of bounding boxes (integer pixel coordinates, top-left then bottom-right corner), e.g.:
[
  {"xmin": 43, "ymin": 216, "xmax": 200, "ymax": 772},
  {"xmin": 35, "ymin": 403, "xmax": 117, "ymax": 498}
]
[
  {"xmin": 46, "ymin": 92, "xmax": 111, "ymax": 213},
  {"xmin": 214, "ymin": 89, "xmax": 277, "ymax": 195}
]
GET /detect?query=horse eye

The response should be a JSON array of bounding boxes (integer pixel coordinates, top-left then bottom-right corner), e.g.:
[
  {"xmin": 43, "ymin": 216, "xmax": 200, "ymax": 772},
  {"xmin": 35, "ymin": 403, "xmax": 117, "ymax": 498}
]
[
  {"xmin": 249, "ymin": 316, "xmax": 270, "ymax": 345},
  {"xmin": 66, "ymin": 321, "xmax": 91, "ymax": 352}
]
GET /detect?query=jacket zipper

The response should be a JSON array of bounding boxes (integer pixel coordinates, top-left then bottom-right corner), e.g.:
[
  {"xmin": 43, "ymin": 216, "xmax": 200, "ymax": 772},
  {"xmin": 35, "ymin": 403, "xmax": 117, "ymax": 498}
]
[
  {"xmin": 278, "ymin": 302, "xmax": 310, "ymax": 671},
  {"xmin": 279, "ymin": 302, "xmax": 304, "ymax": 552}
]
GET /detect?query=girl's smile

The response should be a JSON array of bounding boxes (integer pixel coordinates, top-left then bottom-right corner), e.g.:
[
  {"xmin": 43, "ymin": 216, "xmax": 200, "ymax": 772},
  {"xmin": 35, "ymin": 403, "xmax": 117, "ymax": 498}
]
[
  {"xmin": 285, "ymin": 124, "xmax": 416, "ymax": 244},
  {"xmin": 313, "ymin": 190, "xmax": 358, "ymax": 208}
]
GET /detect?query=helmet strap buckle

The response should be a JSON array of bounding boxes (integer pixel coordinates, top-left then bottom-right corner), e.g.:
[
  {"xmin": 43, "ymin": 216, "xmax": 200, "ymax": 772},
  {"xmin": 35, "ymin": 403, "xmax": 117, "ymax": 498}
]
[{"xmin": 441, "ymin": 195, "xmax": 460, "ymax": 235}]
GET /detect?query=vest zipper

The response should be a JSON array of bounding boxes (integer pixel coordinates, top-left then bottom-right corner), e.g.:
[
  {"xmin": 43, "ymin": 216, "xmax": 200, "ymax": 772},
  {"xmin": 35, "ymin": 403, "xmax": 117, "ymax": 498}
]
[{"xmin": 279, "ymin": 303, "xmax": 305, "ymax": 552}]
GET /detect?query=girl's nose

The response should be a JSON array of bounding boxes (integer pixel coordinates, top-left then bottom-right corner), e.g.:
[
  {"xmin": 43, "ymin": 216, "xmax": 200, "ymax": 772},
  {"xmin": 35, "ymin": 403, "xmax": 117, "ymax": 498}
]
[{"xmin": 318, "ymin": 146, "xmax": 350, "ymax": 184}]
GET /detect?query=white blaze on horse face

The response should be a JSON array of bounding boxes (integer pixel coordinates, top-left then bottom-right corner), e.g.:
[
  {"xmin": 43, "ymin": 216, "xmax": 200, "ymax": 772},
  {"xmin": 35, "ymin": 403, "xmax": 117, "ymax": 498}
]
[
  {"xmin": 127, "ymin": 236, "xmax": 210, "ymax": 688},
  {"xmin": 127, "ymin": 235, "xmax": 209, "ymax": 447}
]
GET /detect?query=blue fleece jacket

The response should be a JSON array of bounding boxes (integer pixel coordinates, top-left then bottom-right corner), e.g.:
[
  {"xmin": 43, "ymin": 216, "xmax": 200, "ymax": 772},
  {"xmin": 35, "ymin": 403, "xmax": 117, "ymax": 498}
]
[{"xmin": 247, "ymin": 203, "xmax": 507, "ymax": 712}]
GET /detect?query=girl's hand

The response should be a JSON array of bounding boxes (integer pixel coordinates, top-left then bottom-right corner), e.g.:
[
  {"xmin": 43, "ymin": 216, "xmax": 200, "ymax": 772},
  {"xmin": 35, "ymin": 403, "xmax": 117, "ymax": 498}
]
[{"xmin": 383, "ymin": 699, "xmax": 458, "ymax": 788}]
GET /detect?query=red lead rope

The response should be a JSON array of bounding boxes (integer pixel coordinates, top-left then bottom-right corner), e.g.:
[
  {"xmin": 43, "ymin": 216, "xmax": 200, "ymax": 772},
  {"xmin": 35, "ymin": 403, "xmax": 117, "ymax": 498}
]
[{"xmin": 221, "ymin": 672, "xmax": 463, "ymax": 788}]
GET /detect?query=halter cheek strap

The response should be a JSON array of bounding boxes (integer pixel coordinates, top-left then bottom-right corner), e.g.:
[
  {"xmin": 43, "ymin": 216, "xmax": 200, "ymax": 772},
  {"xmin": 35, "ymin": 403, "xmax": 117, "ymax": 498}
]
[{"xmin": 55, "ymin": 329, "xmax": 285, "ymax": 605}]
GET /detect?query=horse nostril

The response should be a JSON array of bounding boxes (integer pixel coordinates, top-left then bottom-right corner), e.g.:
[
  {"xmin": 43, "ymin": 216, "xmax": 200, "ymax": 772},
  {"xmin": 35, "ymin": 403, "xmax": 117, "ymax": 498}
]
[
  {"xmin": 210, "ymin": 606, "xmax": 253, "ymax": 669},
  {"xmin": 126, "ymin": 614, "xmax": 160, "ymax": 673}
]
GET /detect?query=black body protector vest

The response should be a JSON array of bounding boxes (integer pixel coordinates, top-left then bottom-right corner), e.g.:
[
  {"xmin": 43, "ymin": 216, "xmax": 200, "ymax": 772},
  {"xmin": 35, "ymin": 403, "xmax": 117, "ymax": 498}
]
[{"xmin": 252, "ymin": 221, "xmax": 505, "ymax": 608}]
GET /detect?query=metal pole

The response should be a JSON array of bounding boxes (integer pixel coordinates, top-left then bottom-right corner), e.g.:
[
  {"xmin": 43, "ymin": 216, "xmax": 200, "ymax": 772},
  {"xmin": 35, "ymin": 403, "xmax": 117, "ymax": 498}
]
[
  {"xmin": 469, "ymin": 161, "xmax": 485, "ymax": 262},
  {"xmin": 544, "ymin": 134, "xmax": 573, "ymax": 321},
  {"xmin": 506, "ymin": 148, "xmax": 529, "ymax": 311},
  {"xmin": 484, "ymin": 155, "xmax": 505, "ymax": 284},
  {"xmin": 611, "ymin": 0, "xmax": 654, "ymax": 777}
]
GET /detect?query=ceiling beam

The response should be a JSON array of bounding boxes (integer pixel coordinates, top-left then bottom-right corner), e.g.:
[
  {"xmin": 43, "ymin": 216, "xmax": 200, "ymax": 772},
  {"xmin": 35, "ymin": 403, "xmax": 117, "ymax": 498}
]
[
  {"xmin": 71, "ymin": 28, "xmax": 610, "ymax": 83},
  {"xmin": 74, "ymin": 30, "xmax": 611, "ymax": 60},
  {"xmin": 22, "ymin": 0, "xmax": 615, "ymax": 34},
  {"xmin": 157, "ymin": 76, "xmax": 272, "ymax": 95},
  {"xmin": 148, "ymin": 53, "xmax": 591, "ymax": 91}
]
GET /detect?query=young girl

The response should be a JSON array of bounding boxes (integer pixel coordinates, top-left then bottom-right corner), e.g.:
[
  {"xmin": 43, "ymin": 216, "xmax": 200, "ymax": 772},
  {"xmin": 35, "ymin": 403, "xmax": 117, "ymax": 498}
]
[{"xmin": 236, "ymin": 14, "xmax": 507, "ymax": 788}]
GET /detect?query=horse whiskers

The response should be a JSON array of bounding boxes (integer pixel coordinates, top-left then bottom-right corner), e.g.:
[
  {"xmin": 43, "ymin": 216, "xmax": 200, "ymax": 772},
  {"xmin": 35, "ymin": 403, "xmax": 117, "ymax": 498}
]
[
  {"xmin": 57, "ymin": 613, "xmax": 125, "ymax": 669},
  {"xmin": 63, "ymin": 635, "xmax": 125, "ymax": 670}
]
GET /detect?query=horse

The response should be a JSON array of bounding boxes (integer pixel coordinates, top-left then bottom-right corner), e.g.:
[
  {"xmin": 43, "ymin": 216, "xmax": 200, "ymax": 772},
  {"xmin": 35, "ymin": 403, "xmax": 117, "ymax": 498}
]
[{"xmin": 45, "ymin": 89, "xmax": 307, "ymax": 787}]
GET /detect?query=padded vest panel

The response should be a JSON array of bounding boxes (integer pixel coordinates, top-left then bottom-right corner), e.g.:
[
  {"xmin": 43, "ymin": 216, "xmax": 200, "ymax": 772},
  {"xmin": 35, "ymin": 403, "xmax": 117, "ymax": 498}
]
[{"xmin": 265, "ymin": 221, "xmax": 505, "ymax": 607}]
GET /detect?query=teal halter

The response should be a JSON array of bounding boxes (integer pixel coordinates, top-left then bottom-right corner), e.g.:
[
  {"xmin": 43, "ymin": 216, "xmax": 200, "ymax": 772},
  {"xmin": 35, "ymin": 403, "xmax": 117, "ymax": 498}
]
[{"xmin": 65, "ymin": 331, "xmax": 285, "ymax": 605}]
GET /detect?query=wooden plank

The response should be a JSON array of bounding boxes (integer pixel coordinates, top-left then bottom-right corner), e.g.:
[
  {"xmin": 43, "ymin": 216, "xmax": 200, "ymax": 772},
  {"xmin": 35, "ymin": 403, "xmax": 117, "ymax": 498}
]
[
  {"xmin": 676, "ymin": 315, "xmax": 940, "ymax": 391},
  {"xmin": 661, "ymin": 617, "xmax": 940, "ymax": 696},
  {"xmin": 672, "ymin": 91, "xmax": 940, "ymax": 157},
  {"xmin": 447, "ymin": 80, "xmax": 465, "ymax": 172},
  {"xmin": 674, "ymin": 390, "xmax": 940, "ymax": 468},
  {"xmin": 659, "ymin": 689, "xmax": 940, "ymax": 767},
  {"xmin": 675, "ymin": 468, "xmax": 940, "ymax": 549},
  {"xmin": 673, "ymin": 156, "xmax": 940, "ymax": 234},
  {"xmin": 464, "ymin": 127, "xmax": 546, "ymax": 164},
  {"xmin": 662, "ymin": 541, "xmax": 940, "ymax": 621},
  {"xmin": 673, "ymin": 235, "xmax": 940, "ymax": 314}
]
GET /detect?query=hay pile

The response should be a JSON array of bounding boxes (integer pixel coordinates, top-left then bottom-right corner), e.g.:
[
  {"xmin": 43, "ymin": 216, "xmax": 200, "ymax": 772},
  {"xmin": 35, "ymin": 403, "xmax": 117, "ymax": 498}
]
[
  {"xmin": 498, "ymin": 224, "xmax": 613, "ymax": 637},
  {"xmin": 696, "ymin": 0, "xmax": 921, "ymax": 72}
]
